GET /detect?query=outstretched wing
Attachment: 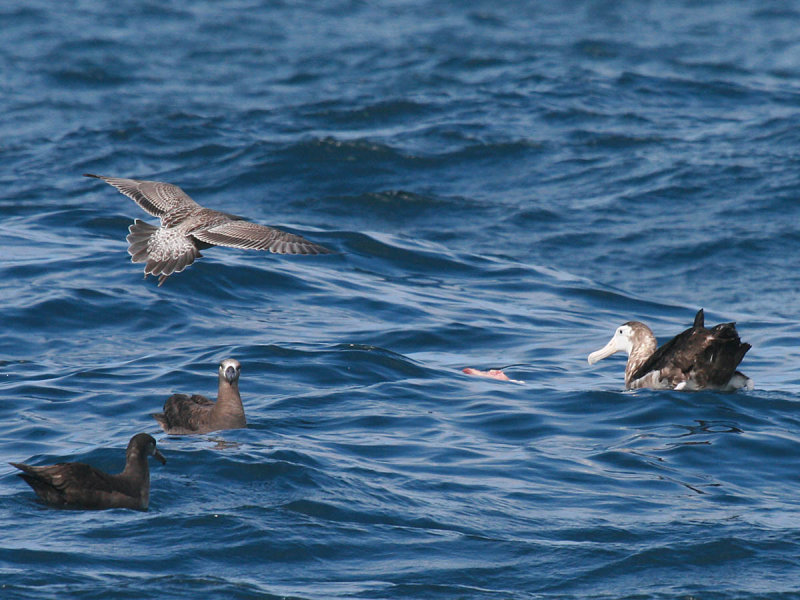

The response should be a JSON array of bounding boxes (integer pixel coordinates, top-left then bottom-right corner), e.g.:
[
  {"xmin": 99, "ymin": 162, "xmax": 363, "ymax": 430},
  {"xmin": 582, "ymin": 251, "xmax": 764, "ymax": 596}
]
[
  {"xmin": 85, "ymin": 174, "xmax": 200, "ymax": 218},
  {"xmin": 192, "ymin": 220, "xmax": 330, "ymax": 255}
]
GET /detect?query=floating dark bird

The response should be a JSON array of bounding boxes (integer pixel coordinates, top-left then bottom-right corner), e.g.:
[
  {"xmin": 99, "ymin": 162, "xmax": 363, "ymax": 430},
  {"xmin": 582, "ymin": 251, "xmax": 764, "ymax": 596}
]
[
  {"xmin": 85, "ymin": 174, "xmax": 330, "ymax": 285},
  {"xmin": 587, "ymin": 309, "xmax": 752, "ymax": 391},
  {"xmin": 10, "ymin": 433, "xmax": 166, "ymax": 511},
  {"xmin": 153, "ymin": 358, "xmax": 246, "ymax": 434}
]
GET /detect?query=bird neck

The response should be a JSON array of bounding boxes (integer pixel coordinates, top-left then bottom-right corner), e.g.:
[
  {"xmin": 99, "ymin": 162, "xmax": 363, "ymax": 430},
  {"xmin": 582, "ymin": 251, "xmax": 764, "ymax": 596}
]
[
  {"xmin": 117, "ymin": 450, "xmax": 152, "ymax": 510},
  {"xmin": 213, "ymin": 378, "xmax": 245, "ymax": 423},
  {"xmin": 120, "ymin": 451, "xmax": 150, "ymax": 482},
  {"xmin": 624, "ymin": 327, "xmax": 658, "ymax": 387}
]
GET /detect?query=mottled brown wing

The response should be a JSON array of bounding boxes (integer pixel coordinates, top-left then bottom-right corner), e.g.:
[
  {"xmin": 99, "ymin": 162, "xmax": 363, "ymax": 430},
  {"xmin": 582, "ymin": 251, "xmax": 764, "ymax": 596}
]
[
  {"xmin": 162, "ymin": 394, "xmax": 215, "ymax": 432},
  {"xmin": 85, "ymin": 174, "xmax": 201, "ymax": 218},
  {"xmin": 192, "ymin": 220, "xmax": 330, "ymax": 255}
]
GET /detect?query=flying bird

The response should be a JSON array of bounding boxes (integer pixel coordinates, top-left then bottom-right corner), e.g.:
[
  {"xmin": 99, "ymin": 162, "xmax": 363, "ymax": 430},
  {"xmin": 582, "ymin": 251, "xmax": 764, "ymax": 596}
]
[
  {"xmin": 85, "ymin": 174, "xmax": 330, "ymax": 285},
  {"xmin": 587, "ymin": 309, "xmax": 752, "ymax": 391},
  {"xmin": 152, "ymin": 358, "xmax": 246, "ymax": 434},
  {"xmin": 10, "ymin": 433, "xmax": 166, "ymax": 511}
]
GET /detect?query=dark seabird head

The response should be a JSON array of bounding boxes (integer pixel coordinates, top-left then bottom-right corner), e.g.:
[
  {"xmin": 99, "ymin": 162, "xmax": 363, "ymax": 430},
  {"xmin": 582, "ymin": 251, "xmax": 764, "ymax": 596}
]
[
  {"xmin": 219, "ymin": 358, "xmax": 241, "ymax": 385},
  {"xmin": 128, "ymin": 433, "xmax": 166, "ymax": 465}
]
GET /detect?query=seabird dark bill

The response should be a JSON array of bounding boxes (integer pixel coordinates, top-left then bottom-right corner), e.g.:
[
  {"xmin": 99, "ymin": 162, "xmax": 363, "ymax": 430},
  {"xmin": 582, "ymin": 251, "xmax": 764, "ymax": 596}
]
[
  {"xmin": 152, "ymin": 358, "xmax": 246, "ymax": 434},
  {"xmin": 10, "ymin": 433, "xmax": 166, "ymax": 511}
]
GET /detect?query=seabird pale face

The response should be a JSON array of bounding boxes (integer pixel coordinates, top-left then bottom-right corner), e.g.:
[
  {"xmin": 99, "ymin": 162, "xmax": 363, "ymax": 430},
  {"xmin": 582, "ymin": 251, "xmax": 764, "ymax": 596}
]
[
  {"xmin": 587, "ymin": 324, "xmax": 634, "ymax": 364},
  {"xmin": 219, "ymin": 358, "xmax": 241, "ymax": 384}
]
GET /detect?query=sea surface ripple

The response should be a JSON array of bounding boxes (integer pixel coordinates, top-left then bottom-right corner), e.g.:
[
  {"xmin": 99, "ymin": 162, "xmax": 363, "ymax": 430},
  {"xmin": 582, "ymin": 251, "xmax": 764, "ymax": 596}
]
[{"xmin": 2, "ymin": 1, "xmax": 800, "ymax": 599}]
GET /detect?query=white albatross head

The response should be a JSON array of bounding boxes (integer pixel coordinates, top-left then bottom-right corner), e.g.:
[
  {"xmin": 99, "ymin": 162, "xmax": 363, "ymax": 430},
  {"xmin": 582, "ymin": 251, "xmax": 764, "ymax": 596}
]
[
  {"xmin": 587, "ymin": 324, "xmax": 636, "ymax": 364},
  {"xmin": 219, "ymin": 358, "xmax": 242, "ymax": 384}
]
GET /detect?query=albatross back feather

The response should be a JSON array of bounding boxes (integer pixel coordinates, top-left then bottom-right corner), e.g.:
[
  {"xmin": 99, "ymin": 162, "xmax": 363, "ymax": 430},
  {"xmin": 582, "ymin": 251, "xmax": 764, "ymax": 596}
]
[
  {"xmin": 152, "ymin": 393, "xmax": 216, "ymax": 434},
  {"xmin": 629, "ymin": 309, "xmax": 750, "ymax": 389}
]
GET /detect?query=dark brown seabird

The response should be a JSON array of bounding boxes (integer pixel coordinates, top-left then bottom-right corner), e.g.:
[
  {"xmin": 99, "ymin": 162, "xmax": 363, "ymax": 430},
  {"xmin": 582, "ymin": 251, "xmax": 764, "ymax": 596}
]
[
  {"xmin": 10, "ymin": 433, "xmax": 166, "ymax": 511},
  {"xmin": 84, "ymin": 174, "xmax": 330, "ymax": 285},
  {"xmin": 587, "ymin": 309, "xmax": 752, "ymax": 391},
  {"xmin": 152, "ymin": 358, "xmax": 246, "ymax": 435}
]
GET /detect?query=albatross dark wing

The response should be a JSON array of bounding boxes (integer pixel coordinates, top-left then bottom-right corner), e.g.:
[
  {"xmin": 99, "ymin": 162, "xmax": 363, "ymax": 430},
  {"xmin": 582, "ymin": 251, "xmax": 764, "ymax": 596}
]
[
  {"xmin": 628, "ymin": 309, "xmax": 704, "ymax": 382},
  {"xmin": 10, "ymin": 462, "xmax": 119, "ymax": 508},
  {"xmin": 628, "ymin": 327, "xmax": 701, "ymax": 383},
  {"xmin": 629, "ymin": 309, "xmax": 751, "ymax": 387},
  {"xmin": 701, "ymin": 323, "xmax": 752, "ymax": 387},
  {"xmin": 154, "ymin": 393, "xmax": 216, "ymax": 433},
  {"xmin": 192, "ymin": 220, "xmax": 330, "ymax": 255}
]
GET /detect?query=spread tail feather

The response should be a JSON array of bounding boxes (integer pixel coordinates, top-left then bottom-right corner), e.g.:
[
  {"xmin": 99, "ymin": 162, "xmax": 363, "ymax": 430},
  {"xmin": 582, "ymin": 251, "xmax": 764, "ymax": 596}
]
[
  {"xmin": 127, "ymin": 220, "xmax": 158, "ymax": 264},
  {"xmin": 126, "ymin": 220, "xmax": 202, "ymax": 285}
]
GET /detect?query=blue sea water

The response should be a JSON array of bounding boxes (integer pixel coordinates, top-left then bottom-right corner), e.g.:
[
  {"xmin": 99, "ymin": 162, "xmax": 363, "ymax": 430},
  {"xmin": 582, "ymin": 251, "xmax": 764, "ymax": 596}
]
[{"xmin": 2, "ymin": 0, "xmax": 800, "ymax": 598}]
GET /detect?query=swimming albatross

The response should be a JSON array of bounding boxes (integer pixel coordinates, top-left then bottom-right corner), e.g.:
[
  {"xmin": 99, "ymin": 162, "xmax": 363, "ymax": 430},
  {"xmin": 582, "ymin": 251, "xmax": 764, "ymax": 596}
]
[
  {"xmin": 85, "ymin": 174, "xmax": 330, "ymax": 285},
  {"xmin": 152, "ymin": 358, "xmax": 246, "ymax": 434},
  {"xmin": 587, "ymin": 309, "xmax": 752, "ymax": 391},
  {"xmin": 10, "ymin": 433, "xmax": 166, "ymax": 510}
]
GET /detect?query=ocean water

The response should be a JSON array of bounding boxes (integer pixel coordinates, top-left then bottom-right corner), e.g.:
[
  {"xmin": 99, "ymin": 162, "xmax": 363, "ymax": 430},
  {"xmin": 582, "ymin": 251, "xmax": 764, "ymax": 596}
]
[{"xmin": 2, "ymin": 1, "xmax": 800, "ymax": 598}]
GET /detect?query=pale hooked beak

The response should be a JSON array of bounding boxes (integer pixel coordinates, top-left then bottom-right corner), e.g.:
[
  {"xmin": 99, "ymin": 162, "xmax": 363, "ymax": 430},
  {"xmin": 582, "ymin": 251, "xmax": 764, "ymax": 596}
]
[{"xmin": 587, "ymin": 336, "xmax": 620, "ymax": 365}]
